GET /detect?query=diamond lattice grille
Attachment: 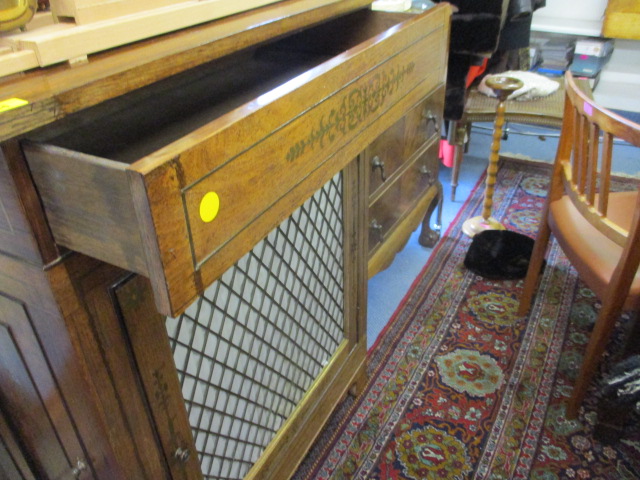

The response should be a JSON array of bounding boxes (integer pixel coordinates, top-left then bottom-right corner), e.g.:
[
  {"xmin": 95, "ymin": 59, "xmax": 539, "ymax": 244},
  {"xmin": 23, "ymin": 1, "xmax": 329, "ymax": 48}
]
[{"xmin": 166, "ymin": 173, "xmax": 345, "ymax": 480}]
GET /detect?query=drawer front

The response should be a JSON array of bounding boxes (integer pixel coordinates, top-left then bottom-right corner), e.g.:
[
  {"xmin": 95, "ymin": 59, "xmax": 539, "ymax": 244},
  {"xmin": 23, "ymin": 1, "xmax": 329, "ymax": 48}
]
[
  {"xmin": 368, "ymin": 138, "xmax": 439, "ymax": 254},
  {"xmin": 368, "ymin": 86, "xmax": 443, "ymax": 196},
  {"xmin": 138, "ymin": 7, "xmax": 450, "ymax": 315}
]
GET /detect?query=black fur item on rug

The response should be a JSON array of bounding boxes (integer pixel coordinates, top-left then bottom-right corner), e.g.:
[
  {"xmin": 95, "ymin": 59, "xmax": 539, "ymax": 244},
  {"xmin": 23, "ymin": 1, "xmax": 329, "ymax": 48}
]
[
  {"xmin": 464, "ymin": 229, "xmax": 539, "ymax": 280},
  {"xmin": 595, "ymin": 355, "xmax": 640, "ymax": 442}
]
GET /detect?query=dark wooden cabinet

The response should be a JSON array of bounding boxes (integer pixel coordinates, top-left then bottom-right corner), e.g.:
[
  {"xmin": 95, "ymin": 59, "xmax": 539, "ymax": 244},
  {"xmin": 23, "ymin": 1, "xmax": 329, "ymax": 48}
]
[{"xmin": 0, "ymin": 2, "xmax": 450, "ymax": 479}]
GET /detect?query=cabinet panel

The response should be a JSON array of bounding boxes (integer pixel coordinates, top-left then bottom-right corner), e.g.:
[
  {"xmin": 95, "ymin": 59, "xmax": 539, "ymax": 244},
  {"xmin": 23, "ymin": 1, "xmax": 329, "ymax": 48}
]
[
  {"xmin": 114, "ymin": 162, "xmax": 367, "ymax": 480},
  {"xmin": 0, "ymin": 252, "xmax": 130, "ymax": 480},
  {"xmin": 74, "ymin": 262, "xmax": 171, "ymax": 480},
  {"xmin": 0, "ymin": 385, "xmax": 37, "ymax": 480},
  {"xmin": 0, "ymin": 295, "xmax": 87, "ymax": 480}
]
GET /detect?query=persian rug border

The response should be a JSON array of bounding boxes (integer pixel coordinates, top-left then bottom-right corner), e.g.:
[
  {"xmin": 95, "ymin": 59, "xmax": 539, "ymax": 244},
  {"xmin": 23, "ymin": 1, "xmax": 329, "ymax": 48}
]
[{"xmin": 297, "ymin": 158, "xmax": 552, "ymax": 479}]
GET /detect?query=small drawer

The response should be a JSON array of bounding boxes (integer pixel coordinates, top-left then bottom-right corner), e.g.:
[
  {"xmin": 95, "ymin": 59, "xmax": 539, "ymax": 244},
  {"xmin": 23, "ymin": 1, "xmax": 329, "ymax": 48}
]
[
  {"xmin": 22, "ymin": 6, "xmax": 449, "ymax": 316},
  {"xmin": 367, "ymin": 87, "xmax": 443, "ymax": 196},
  {"xmin": 368, "ymin": 138, "xmax": 439, "ymax": 253}
]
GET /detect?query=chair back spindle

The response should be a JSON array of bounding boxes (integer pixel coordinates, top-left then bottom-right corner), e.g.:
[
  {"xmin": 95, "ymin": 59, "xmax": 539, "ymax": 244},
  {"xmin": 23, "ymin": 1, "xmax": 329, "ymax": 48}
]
[
  {"xmin": 599, "ymin": 131, "xmax": 614, "ymax": 215},
  {"xmin": 558, "ymin": 72, "xmax": 640, "ymax": 247},
  {"xmin": 585, "ymin": 122, "xmax": 598, "ymax": 204}
]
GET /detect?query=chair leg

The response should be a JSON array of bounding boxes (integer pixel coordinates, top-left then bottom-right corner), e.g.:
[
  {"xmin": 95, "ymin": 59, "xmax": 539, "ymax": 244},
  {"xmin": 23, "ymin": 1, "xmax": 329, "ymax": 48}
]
[
  {"xmin": 449, "ymin": 122, "xmax": 468, "ymax": 202},
  {"xmin": 567, "ymin": 298, "xmax": 626, "ymax": 418},
  {"xmin": 517, "ymin": 219, "xmax": 551, "ymax": 317},
  {"xmin": 450, "ymin": 143, "xmax": 463, "ymax": 201}
]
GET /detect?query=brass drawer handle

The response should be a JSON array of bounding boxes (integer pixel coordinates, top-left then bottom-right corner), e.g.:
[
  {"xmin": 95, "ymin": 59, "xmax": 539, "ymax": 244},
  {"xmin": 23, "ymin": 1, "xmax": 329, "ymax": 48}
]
[
  {"xmin": 175, "ymin": 447, "xmax": 191, "ymax": 463},
  {"xmin": 422, "ymin": 109, "xmax": 439, "ymax": 133},
  {"xmin": 371, "ymin": 155, "xmax": 387, "ymax": 181},
  {"xmin": 370, "ymin": 218, "xmax": 384, "ymax": 243},
  {"xmin": 71, "ymin": 459, "xmax": 87, "ymax": 478},
  {"xmin": 419, "ymin": 165, "xmax": 433, "ymax": 184}
]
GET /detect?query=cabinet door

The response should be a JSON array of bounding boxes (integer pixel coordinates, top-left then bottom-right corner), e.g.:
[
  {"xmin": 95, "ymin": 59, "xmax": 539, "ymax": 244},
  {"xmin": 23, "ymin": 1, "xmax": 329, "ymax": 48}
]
[
  {"xmin": 0, "ymin": 294, "xmax": 90, "ymax": 480},
  {"xmin": 0, "ymin": 410, "xmax": 36, "ymax": 480},
  {"xmin": 114, "ymin": 163, "xmax": 366, "ymax": 480}
]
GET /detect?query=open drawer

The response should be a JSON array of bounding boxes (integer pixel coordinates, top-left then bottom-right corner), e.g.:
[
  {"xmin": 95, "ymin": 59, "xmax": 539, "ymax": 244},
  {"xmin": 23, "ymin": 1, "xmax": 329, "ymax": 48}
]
[{"xmin": 22, "ymin": 5, "xmax": 450, "ymax": 316}]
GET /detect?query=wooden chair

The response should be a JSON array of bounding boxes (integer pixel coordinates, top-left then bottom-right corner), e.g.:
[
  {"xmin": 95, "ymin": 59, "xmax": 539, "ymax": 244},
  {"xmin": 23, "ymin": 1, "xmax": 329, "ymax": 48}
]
[{"xmin": 518, "ymin": 71, "xmax": 640, "ymax": 418}]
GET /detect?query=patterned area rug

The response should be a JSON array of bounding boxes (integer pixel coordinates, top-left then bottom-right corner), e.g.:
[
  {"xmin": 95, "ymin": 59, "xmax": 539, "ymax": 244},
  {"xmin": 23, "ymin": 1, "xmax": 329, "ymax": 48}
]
[{"xmin": 293, "ymin": 159, "xmax": 640, "ymax": 480}]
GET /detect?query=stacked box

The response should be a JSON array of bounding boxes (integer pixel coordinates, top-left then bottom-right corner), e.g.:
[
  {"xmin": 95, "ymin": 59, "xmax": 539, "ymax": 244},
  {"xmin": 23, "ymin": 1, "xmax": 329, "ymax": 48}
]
[{"xmin": 570, "ymin": 38, "xmax": 614, "ymax": 78}]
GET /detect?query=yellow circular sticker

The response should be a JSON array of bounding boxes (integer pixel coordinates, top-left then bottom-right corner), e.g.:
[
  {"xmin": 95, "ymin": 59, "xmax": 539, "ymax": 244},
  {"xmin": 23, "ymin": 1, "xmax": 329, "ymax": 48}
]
[{"xmin": 199, "ymin": 192, "xmax": 220, "ymax": 223}]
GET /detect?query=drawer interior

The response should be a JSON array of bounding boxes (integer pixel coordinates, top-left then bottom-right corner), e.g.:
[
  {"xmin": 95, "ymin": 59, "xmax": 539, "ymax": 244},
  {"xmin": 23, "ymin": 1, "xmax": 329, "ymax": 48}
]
[{"xmin": 29, "ymin": 9, "xmax": 410, "ymax": 164}]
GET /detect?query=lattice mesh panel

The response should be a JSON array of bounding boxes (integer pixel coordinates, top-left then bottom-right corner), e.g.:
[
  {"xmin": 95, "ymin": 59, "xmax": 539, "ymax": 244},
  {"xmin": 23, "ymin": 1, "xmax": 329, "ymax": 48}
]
[{"xmin": 166, "ymin": 174, "xmax": 345, "ymax": 480}]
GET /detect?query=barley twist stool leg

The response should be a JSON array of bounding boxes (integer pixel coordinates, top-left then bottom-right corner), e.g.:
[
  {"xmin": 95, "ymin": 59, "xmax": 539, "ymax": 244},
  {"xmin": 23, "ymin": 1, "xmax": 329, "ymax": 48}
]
[{"xmin": 462, "ymin": 75, "xmax": 523, "ymax": 237}]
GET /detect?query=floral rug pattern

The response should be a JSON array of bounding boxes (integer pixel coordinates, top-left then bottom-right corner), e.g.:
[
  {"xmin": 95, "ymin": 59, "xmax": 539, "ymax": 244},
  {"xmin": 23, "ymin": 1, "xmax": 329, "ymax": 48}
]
[{"xmin": 293, "ymin": 160, "xmax": 640, "ymax": 480}]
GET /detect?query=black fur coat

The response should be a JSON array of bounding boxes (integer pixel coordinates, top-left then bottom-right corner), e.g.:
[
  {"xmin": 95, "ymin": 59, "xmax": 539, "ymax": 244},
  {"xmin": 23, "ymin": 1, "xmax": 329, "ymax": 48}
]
[{"xmin": 433, "ymin": 0, "xmax": 546, "ymax": 121}]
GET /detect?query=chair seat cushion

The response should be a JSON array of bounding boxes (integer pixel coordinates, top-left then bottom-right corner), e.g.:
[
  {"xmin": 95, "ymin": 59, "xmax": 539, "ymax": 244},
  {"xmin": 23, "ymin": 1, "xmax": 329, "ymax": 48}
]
[{"xmin": 549, "ymin": 191, "xmax": 640, "ymax": 310}]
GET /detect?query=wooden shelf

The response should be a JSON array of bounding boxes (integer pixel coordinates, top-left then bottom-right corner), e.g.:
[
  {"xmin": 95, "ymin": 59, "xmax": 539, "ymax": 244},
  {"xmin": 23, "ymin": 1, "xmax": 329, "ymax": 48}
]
[
  {"xmin": 0, "ymin": 0, "xmax": 284, "ymax": 76},
  {"xmin": 531, "ymin": 16, "xmax": 602, "ymax": 37},
  {"xmin": 0, "ymin": 0, "xmax": 373, "ymax": 143},
  {"xmin": 531, "ymin": 0, "xmax": 606, "ymax": 37}
]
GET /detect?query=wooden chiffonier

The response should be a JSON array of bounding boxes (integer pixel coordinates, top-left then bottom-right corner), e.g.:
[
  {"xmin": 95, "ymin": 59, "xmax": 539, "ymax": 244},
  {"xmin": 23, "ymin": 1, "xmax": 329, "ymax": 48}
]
[{"xmin": 0, "ymin": 1, "xmax": 449, "ymax": 479}]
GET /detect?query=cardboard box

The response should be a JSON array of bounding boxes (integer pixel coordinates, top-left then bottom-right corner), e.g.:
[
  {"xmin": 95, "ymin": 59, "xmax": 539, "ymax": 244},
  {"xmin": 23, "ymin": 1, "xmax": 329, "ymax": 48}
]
[
  {"xmin": 603, "ymin": 0, "xmax": 640, "ymax": 40},
  {"xmin": 574, "ymin": 39, "xmax": 614, "ymax": 58},
  {"xmin": 570, "ymin": 52, "xmax": 612, "ymax": 77}
]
